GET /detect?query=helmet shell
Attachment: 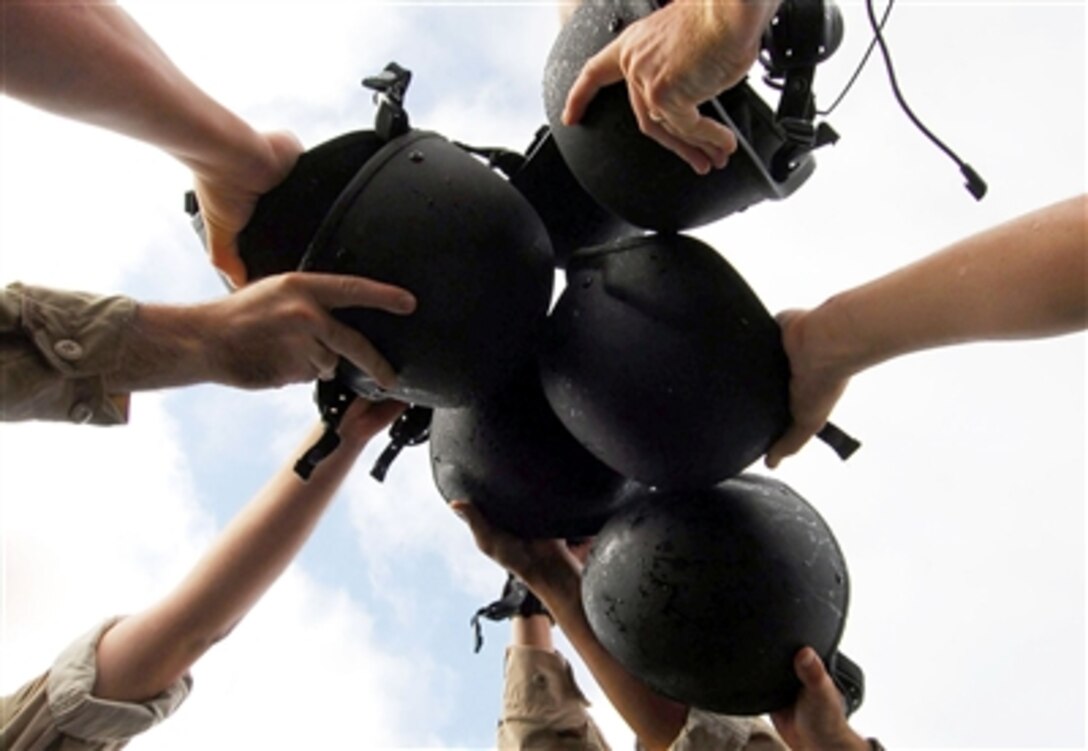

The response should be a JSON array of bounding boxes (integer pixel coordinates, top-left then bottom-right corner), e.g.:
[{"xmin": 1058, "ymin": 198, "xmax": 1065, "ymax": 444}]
[
  {"xmin": 237, "ymin": 131, "xmax": 387, "ymax": 280},
  {"xmin": 540, "ymin": 233, "xmax": 789, "ymax": 488},
  {"xmin": 582, "ymin": 474, "xmax": 850, "ymax": 714},
  {"xmin": 431, "ymin": 365, "xmax": 628, "ymax": 538},
  {"xmin": 510, "ymin": 128, "xmax": 641, "ymax": 267},
  {"xmin": 544, "ymin": 0, "xmax": 815, "ymax": 231},
  {"xmin": 302, "ymin": 130, "xmax": 555, "ymax": 407}
]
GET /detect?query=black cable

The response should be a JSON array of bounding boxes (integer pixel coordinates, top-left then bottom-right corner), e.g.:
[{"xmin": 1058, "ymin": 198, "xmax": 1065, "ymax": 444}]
[
  {"xmin": 865, "ymin": 0, "xmax": 987, "ymax": 199},
  {"xmin": 817, "ymin": 0, "xmax": 893, "ymax": 116}
]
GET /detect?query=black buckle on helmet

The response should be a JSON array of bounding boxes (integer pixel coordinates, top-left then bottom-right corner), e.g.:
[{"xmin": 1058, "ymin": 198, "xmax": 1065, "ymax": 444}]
[
  {"xmin": 293, "ymin": 377, "xmax": 358, "ymax": 480},
  {"xmin": 363, "ymin": 62, "xmax": 413, "ymax": 141},
  {"xmin": 760, "ymin": 0, "xmax": 843, "ymax": 179},
  {"xmin": 829, "ymin": 651, "xmax": 866, "ymax": 717},
  {"xmin": 370, "ymin": 404, "xmax": 433, "ymax": 482}
]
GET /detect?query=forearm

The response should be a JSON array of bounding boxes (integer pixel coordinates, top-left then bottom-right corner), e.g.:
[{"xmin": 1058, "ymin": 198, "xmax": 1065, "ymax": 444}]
[
  {"xmin": 92, "ymin": 422, "xmax": 368, "ymax": 701},
  {"xmin": 101, "ymin": 301, "xmax": 218, "ymax": 394},
  {"xmin": 1, "ymin": 0, "xmax": 280, "ymax": 188},
  {"xmin": 531, "ymin": 566, "xmax": 690, "ymax": 751},
  {"xmin": 811, "ymin": 194, "xmax": 1087, "ymax": 377}
]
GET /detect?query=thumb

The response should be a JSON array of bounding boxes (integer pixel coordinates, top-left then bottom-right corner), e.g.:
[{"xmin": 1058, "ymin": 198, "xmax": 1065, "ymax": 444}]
[
  {"xmin": 765, "ymin": 424, "xmax": 811, "ymax": 469},
  {"xmin": 563, "ymin": 42, "xmax": 624, "ymax": 125},
  {"xmin": 450, "ymin": 500, "xmax": 486, "ymax": 534},
  {"xmin": 795, "ymin": 647, "xmax": 827, "ymax": 689}
]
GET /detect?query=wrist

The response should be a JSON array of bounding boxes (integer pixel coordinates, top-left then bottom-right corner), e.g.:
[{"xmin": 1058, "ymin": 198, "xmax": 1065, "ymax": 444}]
[
  {"xmin": 529, "ymin": 560, "xmax": 582, "ymax": 618},
  {"xmin": 800, "ymin": 293, "xmax": 876, "ymax": 381},
  {"xmin": 182, "ymin": 118, "xmax": 286, "ymax": 196},
  {"xmin": 695, "ymin": 0, "xmax": 777, "ymax": 72},
  {"xmin": 105, "ymin": 303, "xmax": 214, "ymax": 393}
]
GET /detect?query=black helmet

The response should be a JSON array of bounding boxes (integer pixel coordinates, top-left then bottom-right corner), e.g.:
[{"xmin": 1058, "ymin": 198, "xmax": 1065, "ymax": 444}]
[
  {"xmin": 508, "ymin": 126, "xmax": 641, "ymax": 267},
  {"xmin": 299, "ymin": 129, "xmax": 554, "ymax": 407},
  {"xmin": 543, "ymin": 0, "xmax": 836, "ymax": 231},
  {"xmin": 430, "ymin": 365, "xmax": 628, "ymax": 538},
  {"xmin": 581, "ymin": 474, "xmax": 851, "ymax": 714},
  {"xmin": 237, "ymin": 130, "xmax": 387, "ymax": 280},
  {"xmin": 539, "ymin": 233, "xmax": 790, "ymax": 488},
  {"xmin": 236, "ymin": 67, "xmax": 555, "ymax": 408}
]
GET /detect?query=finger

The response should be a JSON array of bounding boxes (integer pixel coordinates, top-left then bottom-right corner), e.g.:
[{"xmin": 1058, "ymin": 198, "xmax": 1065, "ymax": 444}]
[
  {"xmin": 775, "ymin": 308, "xmax": 806, "ymax": 327},
  {"xmin": 563, "ymin": 42, "xmax": 625, "ymax": 125},
  {"xmin": 302, "ymin": 273, "xmax": 417, "ymax": 315},
  {"xmin": 206, "ymin": 230, "xmax": 247, "ymax": 288},
  {"xmin": 794, "ymin": 647, "xmax": 828, "ymax": 688},
  {"xmin": 450, "ymin": 500, "xmax": 495, "ymax": 551},
  {"xmin": 319, "ymin": 319, "xmax": 398, "ymax": 389},
  {"xmin": 661, "ymin": 114, "xmax": 738, "ymax": 169},
  {"xmin": 764, "ymin": 423, "xmax": 817, "ymax": 469},
  {"xmin": 342, "ymin": 398, "xmax": 407, "ymax": 440},
  {"xmin": 306, "ymin": 342, "xmax": 340, "ymax": 382},
  {"xmin": 652, "ymin": 106, "xmax": 738, "ymax": 170},
  {"xmin": 334, "ymin": 398, "xmax": 402, "ymax": 444},
  {"xmin": 629, "ymin": 90, "xmax": 712, "ymax": 174},
  {"xmin": 263, "ymin": 129, "xmax": 305, "ymax": 171}
]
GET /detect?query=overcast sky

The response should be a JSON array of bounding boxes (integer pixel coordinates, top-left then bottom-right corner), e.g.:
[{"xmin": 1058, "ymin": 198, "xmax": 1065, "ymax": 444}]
[{"xmin": 0, "ymin": 1, "xmax": 1084, "ymax": 749}]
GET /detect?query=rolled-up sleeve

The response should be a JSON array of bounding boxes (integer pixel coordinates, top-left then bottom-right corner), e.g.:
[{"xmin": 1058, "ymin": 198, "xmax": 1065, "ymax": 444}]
[
  {"xmin": 0, "ymin": 283, "xmax": 136, "ymax": 425},
  {"xmin": 1, "ymin": 619, "xmax": 192, "ymax": 750},
  {"xmin": 668, "ymin": 709, "xmax": 788, "ymax": 751},
  {"xmin": 48, "ymin": 618, "xmax": 193, "ymax": 743},
  {"xmin": 498, "ymin": 646, "xmax": 612, "ymax": 751}
]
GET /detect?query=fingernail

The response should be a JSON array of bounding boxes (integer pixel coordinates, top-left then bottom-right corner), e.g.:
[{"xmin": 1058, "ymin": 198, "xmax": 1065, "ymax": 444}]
[
  {"xmin": 798, "ymin": 648, "xmax": 817, "ymax": 667},
  {"xmin": 395, "ymin": 293, "xmax": 417, "ymax": 314}
]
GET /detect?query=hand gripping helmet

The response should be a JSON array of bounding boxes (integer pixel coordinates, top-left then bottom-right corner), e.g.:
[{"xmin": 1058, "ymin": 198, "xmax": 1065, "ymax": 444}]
[
  {"xmin": 539, "ymin": 233, "xmax": 790, "ymax": 489},
  {"xmin": 543, "ymin": 0, "xmax": 840, "ymax": 231},
  {"xmin": 581, "ymin": 474, "xmax": 852, "ymax": 715},
  {"xmin": 236, "ymin": 65, "xmax": 555, "ymax": 408},
  {"xmin": 430, "ymin": 365, "xmax": 629, "ymax": 538}
]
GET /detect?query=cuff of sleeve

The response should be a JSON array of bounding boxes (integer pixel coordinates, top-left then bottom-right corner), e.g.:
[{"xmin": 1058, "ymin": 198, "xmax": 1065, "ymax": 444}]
[
  {"xmin": 47, "ymin": 618, "xmax": 192, "ymax": 743},
  {"xmin": 669, "ymin": 709, "xmax": 785, "ymax": 751},
  {"xmin": 8, "ymin": 283, "xmax": 136, "ymax": 425}
]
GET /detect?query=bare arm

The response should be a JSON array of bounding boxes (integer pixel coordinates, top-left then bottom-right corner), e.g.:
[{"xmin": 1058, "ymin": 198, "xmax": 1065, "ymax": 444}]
[
  {"xmin": 767, "ymin": 193, "xmax": 1087, "ymax": 467},
  {"xmin": 91, "ymin": 398, "xmax": 405, "ymax": 702},
  {"xmin": 103, "ymin": 272, "xmax": 416, "ymax": 393},
  {"xmin": 0, "ymin": 0, "xmax": 300, "ymax": 285},
  {"xmin": 452, "ymin": 501, "xmax": 689, "ymax": 751}
]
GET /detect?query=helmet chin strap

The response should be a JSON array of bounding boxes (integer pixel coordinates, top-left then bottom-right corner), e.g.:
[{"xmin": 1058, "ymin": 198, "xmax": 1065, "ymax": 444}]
[
  {"xmin": 293, "ymin": 378, "xmax": 356, "ymax": 480},
  {"xmin": 758, "ymin": 0, "xmax": 844, "ymax": 180}
]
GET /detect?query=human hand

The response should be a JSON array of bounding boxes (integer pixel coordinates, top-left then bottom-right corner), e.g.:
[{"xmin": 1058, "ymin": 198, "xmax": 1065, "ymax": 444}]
[
  {"xmin": 450, "ymin": 500, "xmax": 582, "ymax": 597},
  {"xmin": 562, "ymin": 0, "xmax": 771, "ymax": 174},
  {"xmin": 192, "ymin": 130, "xmax": 303, "ymax": 288},
  {"xmin": 336, "ymin": 397, "xmax": 408, "ymax": 448},
  {"xmin": 770, "ymin": 648, "xmax": 870, "ymax": 751},
  {"xmin": 765, "ymin": 308, "xmax": 851, "ymax": 469},
  {"xmin": 198, "ymin": 271, "xmax": 416, "ymax": 390}
]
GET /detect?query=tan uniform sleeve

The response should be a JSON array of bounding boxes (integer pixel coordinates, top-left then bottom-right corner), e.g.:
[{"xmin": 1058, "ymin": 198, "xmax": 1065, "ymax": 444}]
[
  {"xmin": 0, "ymin": 618, "xmax": 192, "ymax": 750},
  {"xmin": 0, "ymin": 283, "xmax": 136, "ymax": 425},
  {"xmin": 498, "ymin": 646, "xmax": 612, "ymax": 751},
  {"xmin": 668, "ymin": 708, "xmax": 789, "ymax": 751}
]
